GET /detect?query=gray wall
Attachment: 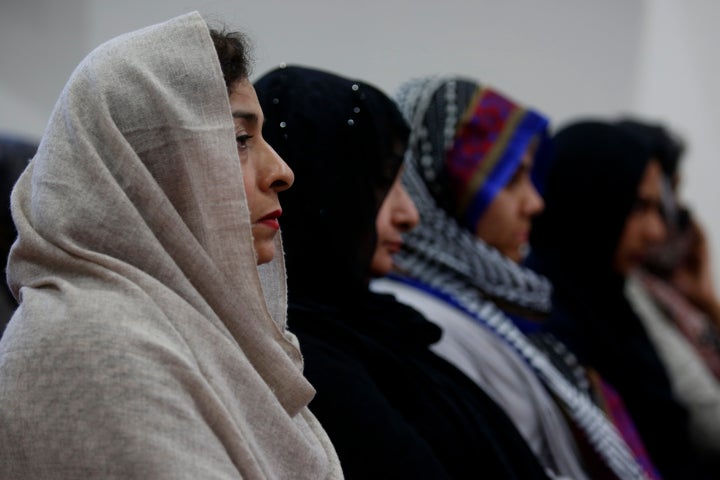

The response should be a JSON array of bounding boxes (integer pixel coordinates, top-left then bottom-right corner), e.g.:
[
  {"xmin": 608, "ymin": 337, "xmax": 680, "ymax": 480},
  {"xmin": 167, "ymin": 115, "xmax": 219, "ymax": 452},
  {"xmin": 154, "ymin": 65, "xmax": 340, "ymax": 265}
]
[{"xmin": 2, "ymin": 0, "xmax": 719, "ymax": 282}]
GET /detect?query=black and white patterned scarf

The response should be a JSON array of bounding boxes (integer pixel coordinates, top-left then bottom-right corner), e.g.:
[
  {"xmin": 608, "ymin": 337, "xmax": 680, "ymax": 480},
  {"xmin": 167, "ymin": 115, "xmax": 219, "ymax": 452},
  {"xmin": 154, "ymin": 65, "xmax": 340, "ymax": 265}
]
[{"xmin": 392, "ymin": 75, "xmax": 650, "ymax": 480}]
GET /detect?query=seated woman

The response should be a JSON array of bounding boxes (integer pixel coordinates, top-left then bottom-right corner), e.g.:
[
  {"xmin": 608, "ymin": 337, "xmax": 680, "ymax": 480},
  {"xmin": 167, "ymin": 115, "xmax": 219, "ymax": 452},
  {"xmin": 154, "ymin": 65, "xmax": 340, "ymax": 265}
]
[
  {"xmin": 256, "ymin": 64, "xmax": 551, "ymax": 479},
  {"xmin": 527, "ymin": 119, "xmax": 715, "ymax": 479},
  {"xmin": 372, "ymin": 75, "xmax": 657, "ymax": 479},
  {"xmin": 0, "ymin": 13, "xmax": 341, "ymax": 479},
  {"xmin": 619, "ymin": 119, "xmax": 720, "ymax": 464}
]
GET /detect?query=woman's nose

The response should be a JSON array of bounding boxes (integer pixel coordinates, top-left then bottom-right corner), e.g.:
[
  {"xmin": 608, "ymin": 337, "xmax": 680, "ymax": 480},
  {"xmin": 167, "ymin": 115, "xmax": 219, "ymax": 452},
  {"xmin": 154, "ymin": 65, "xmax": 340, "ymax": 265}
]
[
  {"xmin": 262, "ymin": 140, "xmax": 294, "ymax": 192},
  {"xmin": 523, "ymin": 182, "xmax": 545, "ymax": 216},
  {"xmin": 395, "ymin": 183, "xmax": 420, "ymax": 232}
]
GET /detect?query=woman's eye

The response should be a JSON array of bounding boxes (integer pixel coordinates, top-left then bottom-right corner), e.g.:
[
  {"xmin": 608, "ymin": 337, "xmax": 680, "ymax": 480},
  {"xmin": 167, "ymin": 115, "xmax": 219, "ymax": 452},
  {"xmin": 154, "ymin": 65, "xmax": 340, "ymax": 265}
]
[
  {"xmin": 236, "ymin": 134, "xmax": 253, "ymax": 149},
  {"xmin": 507, "ymin": 170, "xmax": 523, "ymax": 187}
]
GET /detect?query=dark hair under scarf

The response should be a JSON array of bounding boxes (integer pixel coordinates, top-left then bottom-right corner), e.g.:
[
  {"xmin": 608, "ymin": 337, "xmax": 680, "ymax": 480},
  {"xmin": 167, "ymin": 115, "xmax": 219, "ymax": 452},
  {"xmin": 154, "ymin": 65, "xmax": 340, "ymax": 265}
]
[
  {"xmin": 527, "ymin": 120, "xmax": 712, "ymax": 479},
  {"xmin": 255, "ymin": 65, "xmax": 407, "ymax": 303},
  {"xmin": 616, "ymin": 118, "xmax": 685, "ymax": 179}
]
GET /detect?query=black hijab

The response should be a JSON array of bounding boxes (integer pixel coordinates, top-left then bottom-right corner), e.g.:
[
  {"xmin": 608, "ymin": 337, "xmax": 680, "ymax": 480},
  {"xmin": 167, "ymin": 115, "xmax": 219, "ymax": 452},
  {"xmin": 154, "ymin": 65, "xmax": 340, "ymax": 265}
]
[
  {"xmin": 528, "ymin": 120, "xmax": 650, "ymax": 280},
  {"xmin": 256, "ymin": 65, "xmax": 407, "ymax": 304},
  {"xmin": 527, "ymin": 120, "xmax": 711, "ymax": 479}
]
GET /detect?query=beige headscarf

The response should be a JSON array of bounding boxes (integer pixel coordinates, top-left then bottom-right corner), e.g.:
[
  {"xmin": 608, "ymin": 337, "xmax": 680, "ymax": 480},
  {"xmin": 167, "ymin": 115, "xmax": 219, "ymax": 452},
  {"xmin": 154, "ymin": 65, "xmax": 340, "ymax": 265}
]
[{"xmin": 0, "ymin": 11, "xmax": 341, "ymax": 479}]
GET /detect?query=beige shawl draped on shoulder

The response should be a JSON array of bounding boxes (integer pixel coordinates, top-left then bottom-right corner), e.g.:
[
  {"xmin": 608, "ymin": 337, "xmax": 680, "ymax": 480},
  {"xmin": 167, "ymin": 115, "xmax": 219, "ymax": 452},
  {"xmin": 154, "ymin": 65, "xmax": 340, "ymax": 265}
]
[{"xmin": 0, "ymin": 11, "xmax": 341, "ymax": 479}]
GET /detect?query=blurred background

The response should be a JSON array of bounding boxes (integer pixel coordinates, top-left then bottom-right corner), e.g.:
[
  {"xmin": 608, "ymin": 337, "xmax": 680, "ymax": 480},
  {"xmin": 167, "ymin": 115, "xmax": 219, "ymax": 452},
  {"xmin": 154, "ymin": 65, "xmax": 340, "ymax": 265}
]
[{"xmin": 2, "ymin": 0, "xmax": 719, "ymax": 281}]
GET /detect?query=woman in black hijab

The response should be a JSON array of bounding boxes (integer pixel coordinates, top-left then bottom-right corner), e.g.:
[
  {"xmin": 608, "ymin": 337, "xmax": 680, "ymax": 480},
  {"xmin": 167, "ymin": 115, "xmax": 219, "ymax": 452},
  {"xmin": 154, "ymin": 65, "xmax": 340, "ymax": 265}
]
[
  {"xmin": 256, "ymin": 65, "xmax": 550, "ymax": 479},
  {"xmin": 526, "ymin": 120, "xmax": 715, "ymax": 479}
]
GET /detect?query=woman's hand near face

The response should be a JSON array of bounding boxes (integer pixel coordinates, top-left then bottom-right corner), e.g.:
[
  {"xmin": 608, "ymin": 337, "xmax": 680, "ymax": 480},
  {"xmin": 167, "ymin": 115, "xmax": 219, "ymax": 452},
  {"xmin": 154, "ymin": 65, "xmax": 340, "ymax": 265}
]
[{"xmin": 671, "ymin": 219, "xmax": 720, "ymax": 323}]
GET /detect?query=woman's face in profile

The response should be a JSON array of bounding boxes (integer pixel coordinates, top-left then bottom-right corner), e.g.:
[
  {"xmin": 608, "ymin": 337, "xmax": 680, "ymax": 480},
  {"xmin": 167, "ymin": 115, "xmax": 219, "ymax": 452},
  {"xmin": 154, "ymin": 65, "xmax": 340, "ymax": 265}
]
[
  {"xmin": 229, "ymin": 79, "xmax": 295, "ymax": 265},
  {"xmin": 474, "ymin": 146, "xmax": 544, "ymax": 263},
  {"xmin": 613, "ymin": 160, "xmax": 667, "ymax": 275},
  {"xmin": 371, "ymin": 168, "xmax": 420, "ymax": 277}
]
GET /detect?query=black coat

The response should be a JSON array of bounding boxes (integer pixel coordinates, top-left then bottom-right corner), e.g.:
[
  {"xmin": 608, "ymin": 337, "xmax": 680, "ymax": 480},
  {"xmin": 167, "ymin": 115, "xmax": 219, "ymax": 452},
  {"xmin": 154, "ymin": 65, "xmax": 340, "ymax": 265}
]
[{"xmin": 291, "ymin": 292, "xmax": 550, "ymax": 479}]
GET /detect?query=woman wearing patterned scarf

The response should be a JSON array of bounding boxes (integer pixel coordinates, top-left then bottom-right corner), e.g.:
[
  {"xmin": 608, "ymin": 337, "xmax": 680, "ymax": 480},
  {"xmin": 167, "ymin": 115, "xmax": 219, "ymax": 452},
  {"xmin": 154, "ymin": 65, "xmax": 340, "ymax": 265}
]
[
  {"xmin": 372, "ymin": 75, "xmax": 659, "ymax": 480},
  {"xmin": 256, "ymin": 65, "xmax": 552, "ymax": 479}
]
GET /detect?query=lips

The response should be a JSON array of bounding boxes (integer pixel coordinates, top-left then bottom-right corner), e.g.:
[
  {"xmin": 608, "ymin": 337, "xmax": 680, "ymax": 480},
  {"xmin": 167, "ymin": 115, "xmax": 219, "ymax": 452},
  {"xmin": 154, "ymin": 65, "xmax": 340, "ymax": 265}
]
[
  {"xmin": 257, "ymin": 209, "xmax": 282, "ymax": 230},
  {"xmin": 385, "ymin": 240, "xmax": 403, "ymax": 254}
]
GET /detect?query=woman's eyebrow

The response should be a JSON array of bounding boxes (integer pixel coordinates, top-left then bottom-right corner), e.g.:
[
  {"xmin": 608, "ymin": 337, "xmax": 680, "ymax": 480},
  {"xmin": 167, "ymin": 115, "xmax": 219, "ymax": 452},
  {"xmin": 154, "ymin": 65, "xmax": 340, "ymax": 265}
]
[{"xmin": 232, "ymin": 110, "xmax": 259, "ymax": 125}]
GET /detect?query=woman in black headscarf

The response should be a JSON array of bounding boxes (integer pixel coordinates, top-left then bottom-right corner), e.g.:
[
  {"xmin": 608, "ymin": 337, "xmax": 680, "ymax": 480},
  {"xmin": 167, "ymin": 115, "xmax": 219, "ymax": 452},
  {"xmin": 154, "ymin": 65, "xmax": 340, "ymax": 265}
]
[
  {"xmin": 526, "ymin": 120, "xmax": 715, "ymax": 479},
  {"xmin": 256, "ymin": 64, "xmax": 551, "ymax": 479}
]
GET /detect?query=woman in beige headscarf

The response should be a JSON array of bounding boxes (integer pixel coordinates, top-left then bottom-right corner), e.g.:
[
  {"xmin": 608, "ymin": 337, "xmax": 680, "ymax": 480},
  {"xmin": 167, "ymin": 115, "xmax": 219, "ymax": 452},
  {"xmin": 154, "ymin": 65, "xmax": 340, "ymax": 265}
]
[{"xmin": 0, "ymin": 12, "xmax": 342, "ymax": 480}]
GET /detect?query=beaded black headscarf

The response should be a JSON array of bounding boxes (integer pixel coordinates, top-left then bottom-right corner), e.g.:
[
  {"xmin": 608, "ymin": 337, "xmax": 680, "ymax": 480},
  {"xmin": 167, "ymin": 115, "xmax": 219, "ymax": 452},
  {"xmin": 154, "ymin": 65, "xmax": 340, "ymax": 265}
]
[{"xmin": 255, "ymin": 65, "xmax": 408, "ymax": 304}]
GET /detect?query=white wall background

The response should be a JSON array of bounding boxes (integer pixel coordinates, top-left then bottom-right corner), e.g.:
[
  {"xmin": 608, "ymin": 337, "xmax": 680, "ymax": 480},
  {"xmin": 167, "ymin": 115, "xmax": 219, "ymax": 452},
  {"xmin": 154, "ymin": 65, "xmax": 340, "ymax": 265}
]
[{"xmin": 2, "ymin": 0, "xmax": 719, "ymax": 283}]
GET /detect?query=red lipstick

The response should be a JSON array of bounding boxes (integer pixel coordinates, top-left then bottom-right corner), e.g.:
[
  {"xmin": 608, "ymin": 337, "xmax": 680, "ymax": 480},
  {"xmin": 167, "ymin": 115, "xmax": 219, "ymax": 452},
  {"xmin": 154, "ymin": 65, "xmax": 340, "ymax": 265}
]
[
  {"xmin": 258, "ymin": 209, "xmax": 282, "ymax": 230},
  {"xmin": 386, "ymin": 241, "xmax": 403, "ymax": 254}
]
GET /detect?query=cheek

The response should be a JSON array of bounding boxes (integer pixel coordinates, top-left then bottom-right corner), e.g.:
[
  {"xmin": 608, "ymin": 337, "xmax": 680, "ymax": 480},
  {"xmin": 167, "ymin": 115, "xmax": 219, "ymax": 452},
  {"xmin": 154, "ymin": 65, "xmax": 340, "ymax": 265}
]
[
  {"xmin": 476, "ymin": 206, "xmax": 510, "ymax": 243},
  {"xmin": 375, "ymin": 212, "xmax": 392, "ymax": 241},
  {"xmin": 474, "ymin": 215, "xmax": 496, "ymax": 244},
  {"xmin": 477, "ymin": 194, "xmax": 517, "ymax": 234},
  {"xmin": 614, "ymin": 228, "xmax": 636, "ymax": 265},
  {"xmin": 241, "ymin": 166, "xmax": 257, "ymax": 215},
  {"xmin": 623, "ymin": 220, "xmax": 644, "ymax": 248},
  {"xmin": 370, "ymin": 246, "xmax": 392, "ymax": 277}
]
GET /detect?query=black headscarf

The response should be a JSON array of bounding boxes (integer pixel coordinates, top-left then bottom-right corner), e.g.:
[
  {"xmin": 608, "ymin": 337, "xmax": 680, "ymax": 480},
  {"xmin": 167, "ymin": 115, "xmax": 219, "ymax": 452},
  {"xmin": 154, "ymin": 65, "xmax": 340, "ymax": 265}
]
[
  {"xmin": 256, "ymin": 65, "xmax": 407, "ymax": 304},
  {"xmin": 616, "ymin": 118, "xmax": 685, "ymax": 179},
  {"xmin": 529, "ymin": 120, "xmax": 651, "ymax": 279},
  {"xmin": 527, "ymin": 120, "xmax": 711, "ymax": 479},
  {"xmin": 616, "ymin": 119, "xmax": 691, "ymax": 277}
]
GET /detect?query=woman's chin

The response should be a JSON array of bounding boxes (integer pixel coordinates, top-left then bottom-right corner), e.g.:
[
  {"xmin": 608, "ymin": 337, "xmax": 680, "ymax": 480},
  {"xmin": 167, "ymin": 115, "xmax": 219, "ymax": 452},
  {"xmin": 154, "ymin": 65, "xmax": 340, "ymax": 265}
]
[
  {"xmin": 369, "ymin": 255, "xmax": 393, "ymax": 278},
  {"xmin": 254, "ymin": 243, "xmax": 276, "ymax": 265}
]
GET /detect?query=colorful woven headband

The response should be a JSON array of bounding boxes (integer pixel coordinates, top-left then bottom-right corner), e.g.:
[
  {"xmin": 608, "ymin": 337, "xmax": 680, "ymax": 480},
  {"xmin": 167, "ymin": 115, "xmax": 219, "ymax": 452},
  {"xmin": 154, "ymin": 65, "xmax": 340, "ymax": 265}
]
[{"xmin": 446, "ymin": 87, "xmax": 549, "ymax": 232}]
